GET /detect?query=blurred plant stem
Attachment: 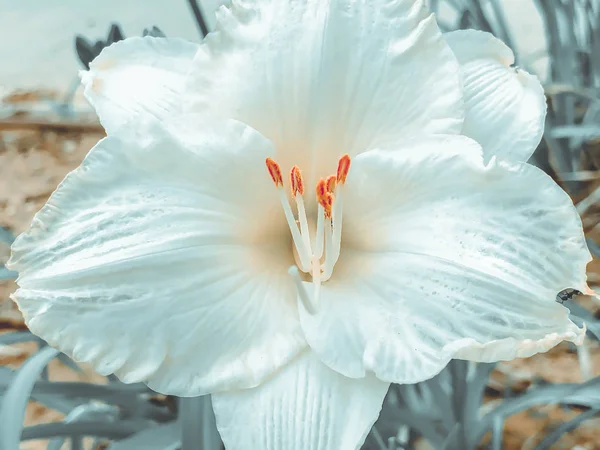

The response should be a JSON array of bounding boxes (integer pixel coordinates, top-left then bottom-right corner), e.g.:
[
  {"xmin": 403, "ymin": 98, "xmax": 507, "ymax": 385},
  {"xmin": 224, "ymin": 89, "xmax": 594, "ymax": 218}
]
[
  {"xmin": 180, "ymin": 396, "xmax": 221, "ymax": 450},
  {"xmin": 187, "ymin": 0, "xmax": 209, "ymax": 37}
]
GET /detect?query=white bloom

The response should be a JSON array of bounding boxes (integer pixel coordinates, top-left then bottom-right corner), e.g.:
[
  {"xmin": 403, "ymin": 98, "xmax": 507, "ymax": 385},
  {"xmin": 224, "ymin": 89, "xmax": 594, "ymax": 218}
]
[{"xmin": 8, "ymin": 1, "xmax": 592, "ymax": 449}]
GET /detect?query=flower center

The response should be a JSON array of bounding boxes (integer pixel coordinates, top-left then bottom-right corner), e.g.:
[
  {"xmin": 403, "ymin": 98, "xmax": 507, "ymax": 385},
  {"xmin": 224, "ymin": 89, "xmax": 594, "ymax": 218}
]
[{"xmin": 265, "ymin": 155, "xmax": 351, "ymax": 314}]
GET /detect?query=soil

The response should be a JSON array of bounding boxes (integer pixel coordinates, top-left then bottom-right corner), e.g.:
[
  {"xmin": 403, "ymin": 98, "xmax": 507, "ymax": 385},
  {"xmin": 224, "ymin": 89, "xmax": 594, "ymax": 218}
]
[{"xmin": 2, "ymin": 93, "xmax": 600, "ymax": 450}]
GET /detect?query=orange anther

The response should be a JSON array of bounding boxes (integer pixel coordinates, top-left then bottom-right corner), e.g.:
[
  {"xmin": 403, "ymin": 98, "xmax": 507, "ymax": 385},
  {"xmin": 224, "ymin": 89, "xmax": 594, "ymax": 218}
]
[
  {"xmin": 316, "ymin": 178, "xmax": 327, "ymax": 199},
  {"xmin": 324, "ymin": 193, "xmax": 334, "ymax": 218},
  {"xmin": 326, "ymin": 175, "xmax": 337, "ymax": 193},
  {"xmin": 336, "ymin": 154, "xmax": 351, "ymax": 184},
  {"xmin": 266, "ymin": 158, "xmax": 283, "ymax": 187},
  {"xmin": 316, "ymin": 179, "xmax": 333, "ymax": 218},
  {"xmin": 290, "ymin": 166, "xmax": 305, "ymax": 197}
]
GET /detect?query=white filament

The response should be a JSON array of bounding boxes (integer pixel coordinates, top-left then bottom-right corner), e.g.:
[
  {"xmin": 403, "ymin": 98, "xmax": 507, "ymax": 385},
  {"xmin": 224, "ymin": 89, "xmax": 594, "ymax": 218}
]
[
  {"xmin": 314, "ymin": 204, "xmax": 325, "ymax": 259},
  {"xmin": 277, "ymin": 188, "xmax": 311, "ymax": 272},
  {"xmin": 330, "ymin": 186, "xmax": 344, "ymax": 264},
  {"xmin": 321, "ymin": 185, "xmax": 344, "ymax": 281},
  {"xmin": 294, "ymin": 194, "xmax": 312, "ymax": 259}
]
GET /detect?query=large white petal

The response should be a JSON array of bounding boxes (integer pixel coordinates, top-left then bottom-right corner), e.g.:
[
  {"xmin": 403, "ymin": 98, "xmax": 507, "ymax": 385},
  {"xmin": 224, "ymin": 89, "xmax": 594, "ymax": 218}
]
[
  {"xmin": 300, "ymin": 135, "xmax": 590, "ymax": 384},
  {"xmin": 81, "ymin": 37, "xmax": 199, "ymax": 134},
  {"xmin": 213, "ymin": 351, "xmax": 389, "ymax": 450},
  {"xmin": 445, "ymin": 30, "xmax": 547, "ymax": 162},
  {"xmin": 185, "ymin": 0, "xmax": 464, "ymax": 184},
  {"xmin": 8, "ymin": 116, "xmax": 305, "ymax": 396}
]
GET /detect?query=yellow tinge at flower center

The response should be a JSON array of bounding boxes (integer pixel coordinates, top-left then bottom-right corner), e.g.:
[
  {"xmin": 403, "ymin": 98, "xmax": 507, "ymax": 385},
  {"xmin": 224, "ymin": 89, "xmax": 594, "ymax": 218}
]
[{"xmin": 265, "ymin": 154, "xmax": 351, "ymax": 314}]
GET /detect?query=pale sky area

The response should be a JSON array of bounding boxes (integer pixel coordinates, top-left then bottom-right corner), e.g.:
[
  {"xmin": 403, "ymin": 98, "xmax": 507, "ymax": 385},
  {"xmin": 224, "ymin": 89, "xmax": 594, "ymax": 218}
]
[{"xmin": 0, "ymin": 0, "xmax": 546, "ymax": 96}]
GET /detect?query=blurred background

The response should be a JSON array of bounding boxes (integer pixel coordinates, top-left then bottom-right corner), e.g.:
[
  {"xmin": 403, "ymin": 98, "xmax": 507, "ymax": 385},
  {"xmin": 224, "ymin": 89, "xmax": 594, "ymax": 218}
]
[{"xmin": 1, "ymin": 0, "xmax": 600, "ymax": 449}]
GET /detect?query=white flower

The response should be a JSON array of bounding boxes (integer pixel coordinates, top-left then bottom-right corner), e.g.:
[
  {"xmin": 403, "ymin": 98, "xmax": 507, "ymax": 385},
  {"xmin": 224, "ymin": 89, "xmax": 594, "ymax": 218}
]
[{"xmin": 8, "ymin": 1, "xmax": 592, "ymax": 449}]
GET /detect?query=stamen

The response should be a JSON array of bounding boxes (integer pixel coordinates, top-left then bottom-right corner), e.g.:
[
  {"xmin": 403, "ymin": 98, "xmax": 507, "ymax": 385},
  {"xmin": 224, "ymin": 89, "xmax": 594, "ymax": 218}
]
[
  {"xmin": 322, "ymin": 215, "xmax": 335, "ymax": 281},
  {"xmin": 266, "ymin": 158, "xmax": 311, "ymax": 272},
  {"xmin": 326, "ymin": 175, "xmax": 337, "ymax": 193},
  {"xmin": 324, "ymin": 155, "xmax": 352, "ymax": 280},
  {"xmin": 266, "ymin": 157, "xmax": 283, "ymax": 187},
  {"xmin": 288, "ymin": 265, "xmax": 317, "ymax": 315},
  {"xmin": 314, "ymin": 204, "xmax": 325, "ymax": 259},
  {"xmin": 316, "ymin": 179, "xmax": 333, "ymax": 219},
  {"xmin": 337, "ymin": 154, "xmax": 351, "ymax": 184},
  {"xmin": 291, "ymin": 166, "xmax": 312, "ymax": 257},
  {"xmin": 290, "ymin": 166, "xmax": 305, "ymax": 196},
  {"xmin": 325, "ymin": 193, "xmax": 333, "ymax": 218},
  {"xmin": 327, "ymin": 183, "xmax": 344, "ymax": 271},
  {"xmin": 316, "ymin": 178, "xmax": 327, "ymax": 199}
]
